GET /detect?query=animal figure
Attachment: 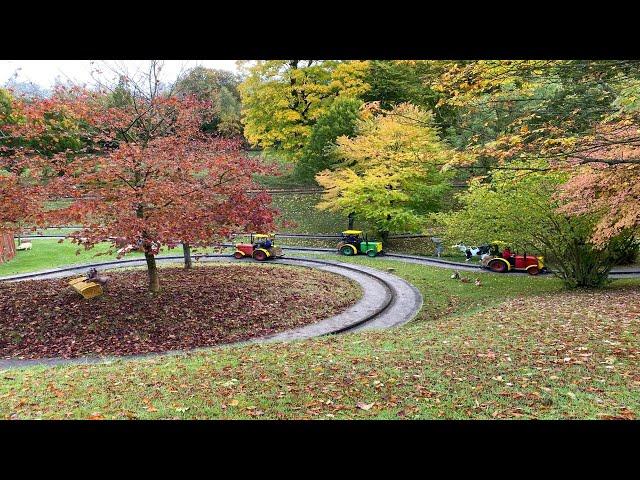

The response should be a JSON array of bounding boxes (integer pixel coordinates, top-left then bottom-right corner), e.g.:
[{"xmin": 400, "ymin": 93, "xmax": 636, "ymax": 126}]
[
  {"xmin": 475, "ymin": 278, "xmax": 482, "ymax": 287},
  {"xmin": 453, "ymin": 244, "xmax": 491, "ymax": 260},
  {"xmin": 451, "ymin": 270, "xmax": 460, "ymax": 280},
  {"xmin": 86, "ymin": 267, "xmax": 110, "ymax": 287},
  {"xmin": 16, "ymin": 242, "xmax": 32, "ymax": 251},
  {"xmin": 460, "ymin": 276, "xmax": 471, "ymax": 283}
]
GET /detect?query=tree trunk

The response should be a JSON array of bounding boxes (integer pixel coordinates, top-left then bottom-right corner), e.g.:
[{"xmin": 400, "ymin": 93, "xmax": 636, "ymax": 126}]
[
  {"xmin": 348, "ymin": 212, "xmax": 355, "ymax": 230},
  {"xmin": 145, "ymin": 251, "xmax": 160, "ymax": 293},
  {"xmin": 183, "ymin": 242, "xmax": 192, "ymax": 270}
]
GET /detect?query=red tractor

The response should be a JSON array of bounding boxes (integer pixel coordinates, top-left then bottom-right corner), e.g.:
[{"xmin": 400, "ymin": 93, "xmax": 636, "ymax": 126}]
[
  {"xmin": 480, "ymin": 242, "xmax": 546, "ymax": 275},
  {"xmin": 233, "ymin": 233, "xmax": 283, "ymax": 261}
]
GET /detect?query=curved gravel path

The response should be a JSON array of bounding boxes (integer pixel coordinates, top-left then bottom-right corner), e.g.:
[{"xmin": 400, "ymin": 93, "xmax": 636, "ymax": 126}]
[{"xmin": 0, "ymin": 255, "xmax": 422, "ymax": 370}]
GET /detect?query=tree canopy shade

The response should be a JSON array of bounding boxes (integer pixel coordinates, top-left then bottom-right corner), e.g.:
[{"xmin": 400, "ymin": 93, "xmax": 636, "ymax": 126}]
[
  {"xmin": 316, "ymin": 103, "xmax": 466, "ymax": 238},
  {"xmin": 4, "ymin": 71, "xmax": 277, "ymax": 292},
  {"xmin": 0, "ymin": 173, "xmax": 44, "ymax": 230},
  {"xmin": 431, "ymin": 60, "xmax": 640, "ymax": 251},
  {"xmin": 363, "ymin": 61, "xmax": 455, "ymax": 114},
  {"xmin": 238, "ymin": 60, "xmax": 370, "ymax": 162},
  {"xmin": 556, "ymin": 124, "xmax": 640, "ymax": 246},
  {"xmin": 432, "ymin": 60, "xmax": 640, "ymax": 165}
]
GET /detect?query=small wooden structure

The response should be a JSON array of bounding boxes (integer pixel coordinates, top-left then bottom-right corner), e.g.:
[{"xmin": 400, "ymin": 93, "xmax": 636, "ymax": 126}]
[
  {"xmin": 0, "ymin": 230, "xmax": 16, "ymax": 264},
  {"xmin": 68, "ymin": 277, "xmax": 104, "ymax": 299}
]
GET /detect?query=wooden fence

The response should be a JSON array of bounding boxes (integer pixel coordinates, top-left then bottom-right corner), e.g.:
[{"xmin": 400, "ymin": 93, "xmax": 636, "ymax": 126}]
[{"xmin": 0, "ymin": 230, "xmax": 16, "ymax": 264}]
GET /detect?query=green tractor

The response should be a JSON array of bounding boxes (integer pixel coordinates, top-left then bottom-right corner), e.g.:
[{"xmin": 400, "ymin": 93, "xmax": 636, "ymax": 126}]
[{"xmin": 337, "ymin": 230, "xmax": 383, "ymax": 257}]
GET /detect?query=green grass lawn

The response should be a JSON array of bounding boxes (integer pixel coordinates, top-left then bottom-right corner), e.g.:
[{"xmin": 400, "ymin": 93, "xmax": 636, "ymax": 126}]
[
  {"xmin": 19, "ymin": 227, "xmax": 80, "ymax": 236},
  {"xmin": 0, "ymin": 239, "xmax": 143, "ymax": 277},
  {"xmin": 1, "ymin": 252, "xmax": 638, "ymax": 420},
  {"xmin": 0, "ymin": 239, "xmax": 228, "ymax": 278},
  {"xmin": 271, "ymin": 193, "xmax": 380, "ymax": 234}
]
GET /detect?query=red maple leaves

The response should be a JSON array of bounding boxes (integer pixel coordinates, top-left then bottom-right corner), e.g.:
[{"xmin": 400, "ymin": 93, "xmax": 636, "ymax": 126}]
[{"xmin": 2, "ymin": 84, "xmax": 278, "ymax": 290}]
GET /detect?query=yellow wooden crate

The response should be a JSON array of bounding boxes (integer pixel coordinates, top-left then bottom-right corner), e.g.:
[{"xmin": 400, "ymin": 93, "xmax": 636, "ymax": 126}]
[{"xmin": 68, "ymin": 277, "xmax": 103, "ymax": 299}]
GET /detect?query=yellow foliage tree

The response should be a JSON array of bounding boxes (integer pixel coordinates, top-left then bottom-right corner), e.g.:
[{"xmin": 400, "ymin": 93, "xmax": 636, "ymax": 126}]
[
  {"xmin": 316, "ymin": 103, "xmax": 469, "ymax": 238},
  {"xmin": 238, "ymin": 60, "xmax": 370, "ymax": 162}
]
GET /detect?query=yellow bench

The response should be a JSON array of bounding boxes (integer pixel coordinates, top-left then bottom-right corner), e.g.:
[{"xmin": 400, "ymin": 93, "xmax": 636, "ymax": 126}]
[{"xmin": 68, "ymin": 277, "xmax": 103, "ymax": 299}]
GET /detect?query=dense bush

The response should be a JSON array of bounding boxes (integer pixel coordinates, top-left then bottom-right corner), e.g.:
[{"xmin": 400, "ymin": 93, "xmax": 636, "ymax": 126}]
[{"xmin": 437, "ymin": 166, "xmax": 618, "ymax": 288}]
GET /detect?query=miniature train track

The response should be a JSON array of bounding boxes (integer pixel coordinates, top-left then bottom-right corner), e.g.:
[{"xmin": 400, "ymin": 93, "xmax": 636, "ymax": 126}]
[
  {"xmin": 278, "ymin": 257, "xmax": 397, "ymax": 334},
  {"xmin": 281, "ymin": 247, "xmax": 640, "ymax": 277},
  {"xmin": 0, "ymin": 254, "xmax": 421, "ymax": 369},
  {"xmin": 0, "ymin": 255, "xmax": 412, "ymax": 332},
  {"xmin": 8, "ymin": 236, "xmax": 640, "ymax": 277},
  {"xmin": 17, "ymin": 231, "xmax": 434, "ymax": 239},
  {"xmin": 1, "ymin": 239, "xmax": 638, "ymax": 369}
]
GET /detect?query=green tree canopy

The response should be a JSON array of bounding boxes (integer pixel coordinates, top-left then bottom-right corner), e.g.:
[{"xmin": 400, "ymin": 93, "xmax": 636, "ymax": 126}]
[
  {"xmin": 293, "ymin": 96, "xmax": 363, "ymax": 183},
  {"xmin": 174, "ymin": 66, "xmax": 243, "ymax": 137}
]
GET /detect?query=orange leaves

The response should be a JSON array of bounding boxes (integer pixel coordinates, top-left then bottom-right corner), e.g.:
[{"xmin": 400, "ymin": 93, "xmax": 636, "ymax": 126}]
[
  {"xmin": 598, "ymin": 408, "xmax": 636, "ymax": 420},
  {"xmin": 6, "ymin": 87, "xmax": 279, "ymax": 260},
  {"xmin": 557, "ymin": 122, "xmax": 640, "ymax": 244}
]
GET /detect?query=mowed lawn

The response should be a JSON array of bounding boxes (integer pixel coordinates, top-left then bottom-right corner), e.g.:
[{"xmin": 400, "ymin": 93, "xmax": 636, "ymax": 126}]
[
  {"xmin": 0, "ymin": 238, "xmax": 230, "ymax": 277},
  {"xmin": 271, "ymin": 193, "xmax": 364, "ymax": 234},
  {"xmin": 1, "ymin": 254, "xmax": 638, "ymax": 420},
  {"xmin": 0, "ymin": 239, "xmax": 140, "ymax": 277}
]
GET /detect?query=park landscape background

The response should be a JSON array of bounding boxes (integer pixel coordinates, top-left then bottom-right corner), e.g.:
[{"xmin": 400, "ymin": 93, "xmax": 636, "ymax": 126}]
[{"xmin": 0, "ymin": 60, "xmax": 638, "ymax": 420}]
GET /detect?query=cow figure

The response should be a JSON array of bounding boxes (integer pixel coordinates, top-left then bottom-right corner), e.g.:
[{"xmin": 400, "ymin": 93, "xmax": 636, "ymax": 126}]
[{"xmin": 453, "ymin": 244, "xmax": 490, "ymax": 261}]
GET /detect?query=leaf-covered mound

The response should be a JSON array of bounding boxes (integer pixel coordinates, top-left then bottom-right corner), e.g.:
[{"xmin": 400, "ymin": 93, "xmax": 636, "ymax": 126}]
[{"xmin": 0, "ymin": 264, "xmax": 362, "ymax": 360}]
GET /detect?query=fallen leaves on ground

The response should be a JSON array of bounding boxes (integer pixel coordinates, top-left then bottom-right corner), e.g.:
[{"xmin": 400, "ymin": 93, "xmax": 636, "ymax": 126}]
[
  {"xmin": 0, "ymin": 264, "xmax": 361, "ymax": 359},
  {"xmin": 0, "ymin": 265, "xmax": 637, "ymax": 420}
]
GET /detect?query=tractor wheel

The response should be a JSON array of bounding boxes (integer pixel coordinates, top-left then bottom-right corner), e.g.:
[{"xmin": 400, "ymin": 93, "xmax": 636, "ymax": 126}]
[
  {"xmin": 340, "ymin": 245, "xmax": 355, "ymax": 256},
  {"xmin": 253, "ymin": 250, "xmax": 268, "ymax": 261},
  {"xmin": 366, "ymin": 249, "xmax": 377, "ymax": 257},
  {"xmin": 527, "ymin": 266, "xmax": 540, "ymax": 276},
  {"xmin": 488, "ymin": 259, "xmax": 508, "ymax": 273},
  {"xmin": 233, "ymin": 251, "xmax": 244, "ymax": 259}
]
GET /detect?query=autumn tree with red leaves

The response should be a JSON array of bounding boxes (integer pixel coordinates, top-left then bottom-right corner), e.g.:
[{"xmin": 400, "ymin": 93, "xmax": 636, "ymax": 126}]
[
  {"xmin": 0, "ymin": 88, "xmax": 48, "ymax": 238},
  {"xmin": 7, "ymin": 63, "xmax": 277, "ymax": 292},
  {"xmin": 558, "ymin": 123, "xmax": 640, "ymax": 246}
]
